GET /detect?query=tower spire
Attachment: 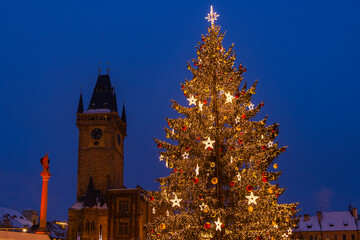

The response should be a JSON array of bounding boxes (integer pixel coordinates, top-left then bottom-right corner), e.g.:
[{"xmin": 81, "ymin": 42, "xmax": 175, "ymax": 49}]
[
  {"xmin": 77, "ymin": 92, "xmax": 84, "ymax": 113},
  {"xmin": 121, "ymin": 101, "xmax": 127, "ymax": 124}
]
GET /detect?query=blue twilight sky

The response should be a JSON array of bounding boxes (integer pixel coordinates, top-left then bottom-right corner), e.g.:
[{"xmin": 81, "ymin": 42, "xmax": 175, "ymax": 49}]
[{"xmin": 0, "ymin": 0, "xmax": 359, "ymax": 221}]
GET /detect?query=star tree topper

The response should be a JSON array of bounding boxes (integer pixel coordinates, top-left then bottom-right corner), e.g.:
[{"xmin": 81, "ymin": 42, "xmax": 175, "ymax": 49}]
[{"xmin": 205, "ymin": 5, "xmax": 220, "ymax": 26}]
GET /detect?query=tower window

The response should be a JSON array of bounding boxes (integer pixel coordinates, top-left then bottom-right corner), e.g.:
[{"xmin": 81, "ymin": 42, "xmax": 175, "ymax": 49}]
[
  {"xmin": 118, "ymin": 222, "xmax": 129, "ymax": 235},
  {"xmin": 119, "ymin": 200, "xmax": 129, "ymax": 214},
  {"xmin": 103, "ymin": 102, "xmax": 108, "ymax": 108}
]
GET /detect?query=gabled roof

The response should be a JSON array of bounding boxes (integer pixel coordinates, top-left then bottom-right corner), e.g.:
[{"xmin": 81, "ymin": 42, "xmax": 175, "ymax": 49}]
[
  {"xmin": 321, "ymin": 211, "xmax": 357, "ymax": 231},
  {"xmin": 294, "ymin": 215, "xmax": 321, "ymax": 232},
  {"xmin": 87, "ymin": 75, "xmax": 117, "ymax": 112}
]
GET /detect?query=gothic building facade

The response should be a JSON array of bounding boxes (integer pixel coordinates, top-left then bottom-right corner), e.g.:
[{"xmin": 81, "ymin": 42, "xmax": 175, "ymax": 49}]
[{"xmin": 67, "ymin": 74, "xmax": 152, "ymax": 240}]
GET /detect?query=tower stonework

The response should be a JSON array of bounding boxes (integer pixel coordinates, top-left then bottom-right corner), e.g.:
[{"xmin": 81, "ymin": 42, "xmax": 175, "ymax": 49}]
[
  {"xmin": 68, "ymin": 73, "xmax": 152, "ymax": 240},
  {"xmin": 76, "ymin": 74, "xmax": 126, "ymax": 200}
]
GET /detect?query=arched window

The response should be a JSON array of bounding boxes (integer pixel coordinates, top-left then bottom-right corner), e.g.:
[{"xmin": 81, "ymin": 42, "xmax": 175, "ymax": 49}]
[{"xmin": 99, "ymin": 224, "xmax": 102, "ymax": 240}]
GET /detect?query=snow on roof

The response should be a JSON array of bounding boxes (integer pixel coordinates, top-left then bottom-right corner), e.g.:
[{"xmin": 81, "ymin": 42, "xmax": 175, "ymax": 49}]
[
  {"xmin": 69, "ymin": 200, "xmax": 107, "ymax": 210},
  {"xmin": 84, "ymin": 109, "xmax": 111, "ymax": 114},
  {"xmin": 0, "ymin": 207, "xmax": 32, "ymax": 228},
  {"xmin": 294, "ymin": 215, "xmax": 321, "ymax": 232},
  {"xmin": 321, "ymin": 211, "xmax": 357, "ymax": 231},
  {"xmin": 294, "ymin": 211, "xmax": 358, "ymax": 232}
]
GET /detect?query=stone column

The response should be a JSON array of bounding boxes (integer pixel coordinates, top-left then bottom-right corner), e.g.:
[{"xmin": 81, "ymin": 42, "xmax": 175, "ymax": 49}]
[{"xmin": 39, "ymin": 171, "xmax": 51, "ymax": 229}]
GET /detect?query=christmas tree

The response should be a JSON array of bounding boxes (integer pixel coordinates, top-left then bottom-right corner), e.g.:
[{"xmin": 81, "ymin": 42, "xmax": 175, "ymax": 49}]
[{"xmin": 147, "ymin": 6, "xmax": 298, "ymax": 240}]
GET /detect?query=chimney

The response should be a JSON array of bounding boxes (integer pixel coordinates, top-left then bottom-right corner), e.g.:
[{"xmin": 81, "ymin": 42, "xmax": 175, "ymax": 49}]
[
  {"xmin": 352, "ymin": 208, "xmax": 358, "ymax": 220},
  {"xmin": 304, "ymin": 214, "xmax": 310, "ymax": 221}
]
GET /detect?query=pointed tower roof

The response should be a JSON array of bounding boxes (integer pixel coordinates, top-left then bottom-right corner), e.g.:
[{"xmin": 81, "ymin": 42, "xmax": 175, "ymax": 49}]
[
  {"xmin": 77, "ymin": 93, "xmax": 84, "ymax": 113},
  {"xmin": 81, "ymin": 177, "xmax": 107, "ymax": 208},
  {"xmin": 87, "ymin": 75, "xmax": 118, "ymax": 112},
  {"xmin": 121, "ymin": 104, "xmax": 127, "ymax": 124}
]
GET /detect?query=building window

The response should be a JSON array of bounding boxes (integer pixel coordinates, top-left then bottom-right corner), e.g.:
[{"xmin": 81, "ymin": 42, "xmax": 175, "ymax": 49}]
[
  {"xmin": 315, "ymin": 235, "xmax": 318, "ymax": 240},
  {"xmin": 119, "ymin": 200, "xmax": 129, "ymax": 214},
  {"xmin": 118, "ymin": 222, "xmax": 129, "ymax": 235},
  {"xmin": 310, "ymin": 235, "xmax": 313, "ymax": 240},
  {"xmin": 351, "ymin": 234, "xmax": 355, "ymax": 240},
  {"xmin": 343, "ymin": 234, "xmax": 347, "ymax": 240},
  {"xmin": 334, "ymin": 234, "xmax": 338, "ymax": 240}
]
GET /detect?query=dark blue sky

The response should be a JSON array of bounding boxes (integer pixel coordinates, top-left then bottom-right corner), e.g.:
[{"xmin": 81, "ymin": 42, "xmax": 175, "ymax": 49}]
[{"xmin": 1, "ymin": 0, "xmax": 359, "ymax": 221}]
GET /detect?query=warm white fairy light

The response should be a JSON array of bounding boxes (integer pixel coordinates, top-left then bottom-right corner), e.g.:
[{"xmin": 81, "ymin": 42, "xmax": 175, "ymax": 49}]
[
  {"xmin": 246, "ymin": 192, "xmax": 259, "ymax": 205},
  {"xmin": 215, "ymin": 217, "xmax": 222, "ymax": 231},
  {"xmin": 170, "ymin": 193, "xmax": 182, "ymax": 207},
  {"xmin": 187, "ymin": 95, "xmax": 197, "ymax": 106},
  {"xmin": 196, "ymin": 163, "xmax": 199, "ymax": 176}
]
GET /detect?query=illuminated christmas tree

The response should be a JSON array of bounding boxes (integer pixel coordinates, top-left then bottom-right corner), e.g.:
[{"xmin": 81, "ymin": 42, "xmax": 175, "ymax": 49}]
[{"xmin": 147, "ymin": 6, "xmax": 298, "ymax": 240}]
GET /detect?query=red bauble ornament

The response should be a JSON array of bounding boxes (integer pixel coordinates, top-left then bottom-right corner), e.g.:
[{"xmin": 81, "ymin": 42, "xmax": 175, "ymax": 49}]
[
  {"xmin": 238, "ymin": 139, "xmax": 243, "ymax": 144},
  {"xmin": 276, "ymin": 193, "xmax": 280, "ymax": 197},
  {"xmin": 149, "ymin": 196, "xmax": 154, "ymax": 201},
  {"xmin": 203, "ymin": 100, "xmax": 207, "ymax": 104},
  {"xmin": 241, "ymin": 90, "xmax": 245, "ymax": 95},
  {"xmin": 194, "ymin": 62, "xmax": 197, "ymax": 66},
  {"xmin": 282, "ymin": 148, "xmax": 286, "ymax": 152},
  {"xmin": 230, "ymin": 146, "xmax": 234, "ymax": 150},
  {"xmin": 202, "ymin": 38, "xmax": 205, "ymax": 42},
  {"xmin": 244, "ymin": 69, "xmax": 247, "ymax": 72},
  {"xmin": 241, "ymin": 114, "xmax": 246, "ymax": 119},
  {"xmin": 204, "ymin": 223, "xmax": 211, "ymax": 230},
  {"xmin": 257, "ymin": 236, "xmax": 262, "ymax": 240},
  {"xmin": 181, "ymin": 85, "xmax": 184, "ymax": 89},
  {"xmin": 261, "ymin": 102, "xmax": 264, "ymax": 107},
  {"xmin": 199, "ymin": 65, "xmax": 202, "ymax": 68},
  {"xmin": 207, "ymin": 147, "xmax": 213, "ymax": 150},
  {"xmin": 198, "ymin": 194, "xmax": 203, "ymax": 200},
  {"xmin": 173, "ymin": 168, "xmax": 177, "ymax": 172},
  {"xmin": 235, "ymin": 93, "xmax": 240, "ymax": 98},
  {"xmin": 239, "ymin": 64, "xmax": 243, "ymax": 69},
  {"xmin": 185, "ymin": 146, "xmax": 190, "ymax": 151},
  {"xmin": 262, "ymin": 172, "xmax": 265, "ymax": 176},
  {"xmin": 262, "ymin": 177, "xmax": 268, "ymax": 183},
  {"xmin": 230, "ymin": 78, "xmax": 233, "ymax": 81},
  {"xmin": 230, "ymin": 181, "xmax": 235, "ymax": 187},
  {"xmin": 150, "ymin": 228, "xmax": 154, "ymax": 233},
  {"xmin": 179, "ymin": 169, "xmax": 183, "ymax": 173},
  {"xmin": 221, "ymin": 223, "xmax": 225, "ymax": 228},
  {"xmin": 262, "ymin": 146, "xmax": 266, "ymax": 150},
  {"xmin": 246, "ymin": 185, "xmax": 253, "ymax": 191},
  {"xmin": 182, "ymin": 126, "xmax": 186, "ymax": 130},
  {"xmin": 193, "ymin": 177, "xmax": 199, "ymax": 184},
  {"xmin": 271, "ymin": 129, "xmax": 276, "ymax": 133},
  {"xmin": 157, "ymin": 144, "xmax": 162, "ymax": 148},
  {"xmin": 292, "ymin": 207, "xmax": 296, "ymax": 211}
]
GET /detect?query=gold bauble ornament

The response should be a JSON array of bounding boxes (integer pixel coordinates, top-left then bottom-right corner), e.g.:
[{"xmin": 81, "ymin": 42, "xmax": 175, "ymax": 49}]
[
  {"xmin": 242, "ymin": 169, "xmax": 246, "ymax": 173},
  {"xmin": 211, "ymin": 210, "xmax": 216, "ymax": 218},
  {"xmin": 235, "ymin": 167, "xmax": 239, "ymax": 171},
  {"xmin": 236, "ymin": 126, "xmax": 241, "ymax": 131},
  {"xmin": 168, "ymin": 163, "xmax": 173, "ymax": 169},
  {"xmin": 252, "ymin": 172, "xmax": 257, "ymax": 178},
  {"xmin": 160, "ymin": 180, "xmax": 166, "ymax": 186},
  {"xmin": 210, "ymin": 162, "xmax": 215, "ymax": 168},
  {"xmin": 224, "ymin": 116, "xmax": 227, "ymax": 120},
  {"xmin": 272, "ymin": 221, "xmax": 277, "ymax": 226},
  {"xmin": 248, "ymin": 206, "xmax": 253, "ymax": 212},
  {"xmin": 166, "ymin": 134, "xmax": 170, "ymax": 138},
  {"xmin": 250, "ymin": 89, "xmax": 255, "ymax": 94},
  {"xmin": 268, "ymin": 188, "xmax": 274, "ymax": 194},
  {"xmin": 160, "ymin": 223, "xmax": 166, "ymax": 230},
  {"xmin": 211, "ymin": 177, "xmax": 218, "ymax": 184},
  {"xmin": 273, "ymin": 163, "xmax": 278, "ymax": 169}
]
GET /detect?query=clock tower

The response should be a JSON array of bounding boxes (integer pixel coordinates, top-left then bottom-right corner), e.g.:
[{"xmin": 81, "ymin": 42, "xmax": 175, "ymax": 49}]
[{"xmin": 76, "ymin": 74, "xmax": 127, "ymax": 200}]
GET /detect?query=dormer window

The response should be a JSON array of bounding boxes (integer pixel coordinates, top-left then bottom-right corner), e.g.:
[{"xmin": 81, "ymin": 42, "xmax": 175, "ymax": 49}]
[
  {"xmin": 307, "ymin": 223, "xmax": 312, "ymax": 228},
  {"xmin": 343, "ymin": 220, "xmax": 348, "ymax": 226},
  {"xmin": 103, "ymin": 103, "xmax": 108, "ymax": 108},
  {"xmin": 90, "ymin": 103, "xmax": 95, "ymax": 109},
  {"xmin": 329, "ymin": 221, "xmax": 334, "ymax": 226}
]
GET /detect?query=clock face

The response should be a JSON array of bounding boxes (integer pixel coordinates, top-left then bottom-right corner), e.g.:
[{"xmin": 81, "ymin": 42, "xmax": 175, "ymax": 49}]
[{"xmin": 91, "ymin": 128, "xmax": 103, "ymax": 140}]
